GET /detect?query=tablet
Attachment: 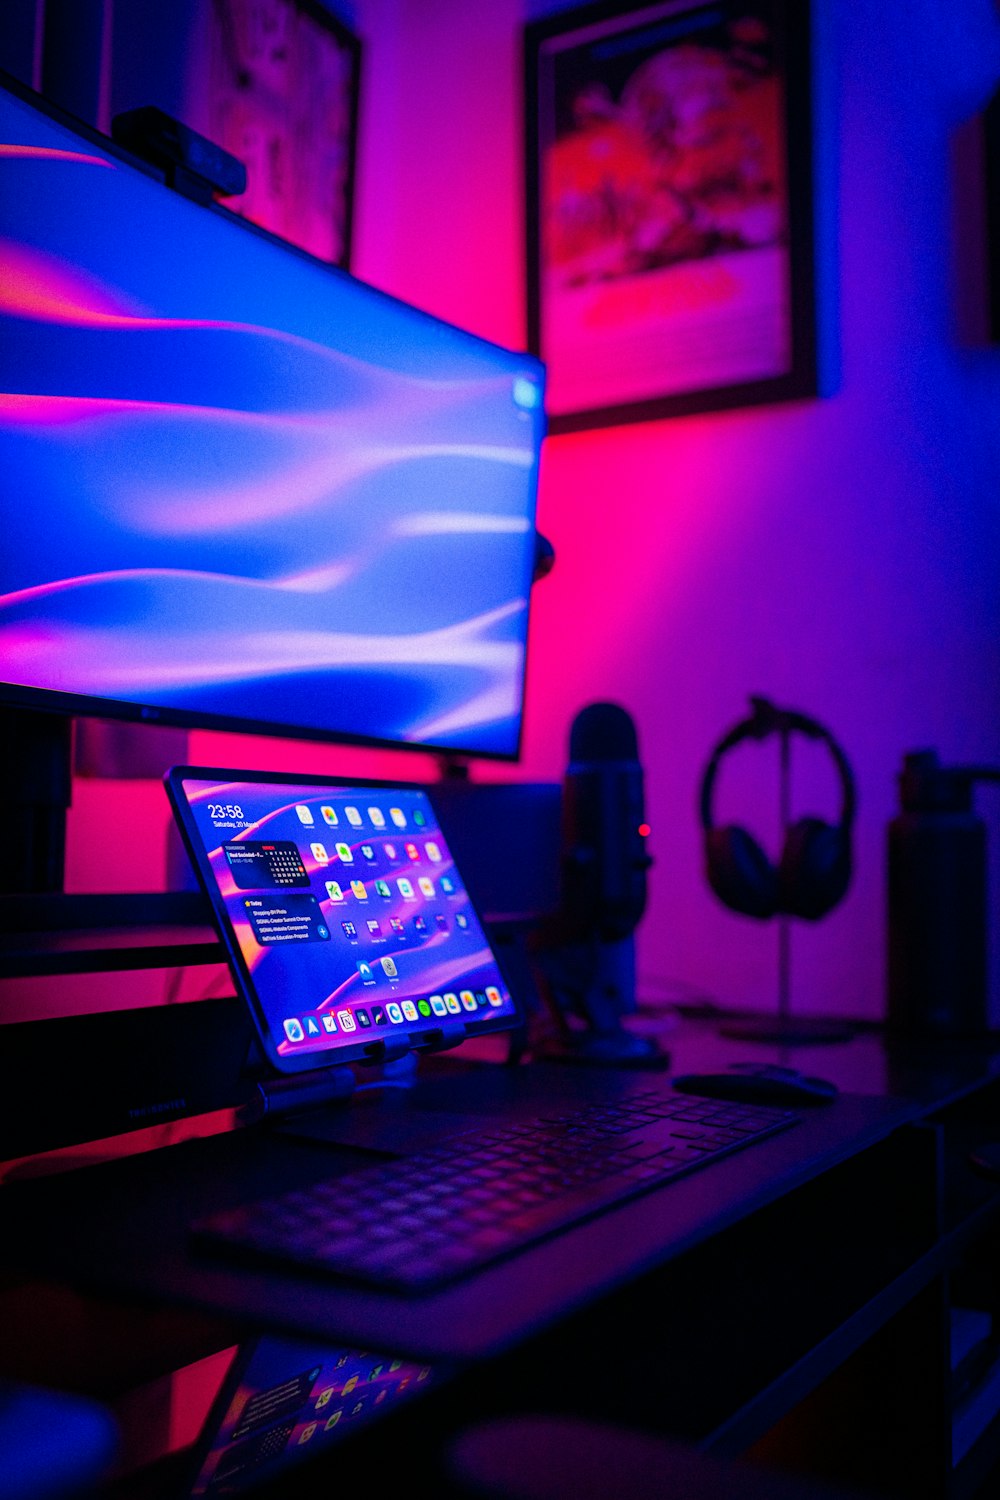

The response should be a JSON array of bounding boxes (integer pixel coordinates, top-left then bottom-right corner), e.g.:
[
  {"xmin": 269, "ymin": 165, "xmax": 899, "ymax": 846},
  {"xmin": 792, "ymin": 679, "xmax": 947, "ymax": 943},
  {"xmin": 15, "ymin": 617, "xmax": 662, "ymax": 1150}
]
[
  {"xmin": 165, "ymin": 768, "xmax": 519, "ymax": 1074},
  {"xmin": 184, "ymin": 1335, "xmax": 439, "ymax": 1496}
]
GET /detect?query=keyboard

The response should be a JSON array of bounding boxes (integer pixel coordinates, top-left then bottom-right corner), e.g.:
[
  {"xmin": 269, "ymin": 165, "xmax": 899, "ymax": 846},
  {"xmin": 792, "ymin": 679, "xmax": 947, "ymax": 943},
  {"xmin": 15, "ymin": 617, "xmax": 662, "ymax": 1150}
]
[{"xmin": 193, "ymin": 1088, "xmax": 797, "ymax": 1293}]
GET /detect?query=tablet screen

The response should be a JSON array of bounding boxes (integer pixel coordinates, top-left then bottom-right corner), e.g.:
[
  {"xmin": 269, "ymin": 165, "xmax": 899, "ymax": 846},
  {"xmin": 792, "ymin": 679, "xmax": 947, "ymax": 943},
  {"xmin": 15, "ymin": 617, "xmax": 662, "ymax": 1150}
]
[
  {"xmin": 166, "ymin": 770, "xmax": 518, "ymax": 1072},
  {"xmin": 186, "ymin": 1335, "xmax": 439, "ymax": 1496}
]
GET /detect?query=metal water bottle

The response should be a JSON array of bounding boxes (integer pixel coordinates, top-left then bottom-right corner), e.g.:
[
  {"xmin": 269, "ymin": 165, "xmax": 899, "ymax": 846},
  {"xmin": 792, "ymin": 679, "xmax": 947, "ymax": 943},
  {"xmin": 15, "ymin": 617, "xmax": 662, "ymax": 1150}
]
[{"xmin": 887, "ymin": 751, "xmax": 989, "ymax": 1036}]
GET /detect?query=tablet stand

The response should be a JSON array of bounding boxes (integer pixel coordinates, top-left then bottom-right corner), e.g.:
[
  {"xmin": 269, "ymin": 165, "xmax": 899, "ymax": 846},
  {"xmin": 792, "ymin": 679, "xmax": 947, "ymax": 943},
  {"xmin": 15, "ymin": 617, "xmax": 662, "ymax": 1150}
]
[{"xmin": 236, "ymin": 1018, "xmax": 471, "ymax": 1128}]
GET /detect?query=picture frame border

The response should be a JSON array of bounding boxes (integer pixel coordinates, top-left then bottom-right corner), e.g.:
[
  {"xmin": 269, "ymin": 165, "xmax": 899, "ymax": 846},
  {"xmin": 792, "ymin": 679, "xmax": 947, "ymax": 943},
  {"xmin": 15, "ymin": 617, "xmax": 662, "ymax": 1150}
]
[
  {"xmin": 524, "ymin": 0, "xmax": 818, "ymax": 433},
  {"xmin": 207, "ymin": 0, "xmax": 362, "ymax": 269}
]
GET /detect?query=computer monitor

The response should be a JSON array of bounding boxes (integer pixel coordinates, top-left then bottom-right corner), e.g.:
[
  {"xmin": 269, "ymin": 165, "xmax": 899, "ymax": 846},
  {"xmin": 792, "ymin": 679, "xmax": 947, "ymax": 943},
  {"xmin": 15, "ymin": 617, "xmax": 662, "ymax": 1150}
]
[{"xmin": 0, "ymin": 71, "xmax": 547, "ymax": 764}]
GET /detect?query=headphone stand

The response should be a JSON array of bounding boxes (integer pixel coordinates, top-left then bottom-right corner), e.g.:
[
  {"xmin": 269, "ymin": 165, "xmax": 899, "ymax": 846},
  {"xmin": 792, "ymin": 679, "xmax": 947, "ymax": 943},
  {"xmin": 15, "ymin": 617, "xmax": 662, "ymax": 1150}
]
[
  {"xmin": 698, "ymin": 698, "xmax": 858, "ymax": 1045},
  {"xmin": 717, "ymin": 720, "xmax": 855, "ymax": 1048},
  {"xmin": 719, "ymin": 1013, "xmax": 855, "ymax": 1044},
  {"xmin": 720, "ymin": 913, "xmax": 854, "ymax": 1047}
]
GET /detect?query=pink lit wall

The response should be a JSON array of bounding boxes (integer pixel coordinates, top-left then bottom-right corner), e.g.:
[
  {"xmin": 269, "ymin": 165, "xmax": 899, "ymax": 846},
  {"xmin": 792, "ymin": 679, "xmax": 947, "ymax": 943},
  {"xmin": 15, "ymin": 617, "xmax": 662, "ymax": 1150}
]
[
  {"xmin": 6, "ymin": 0, "xmax": 1000, "ymax": 1029},
  {"xmin": 352, "ymin": 0, "xmax": 1000, "ymax": 1025}
]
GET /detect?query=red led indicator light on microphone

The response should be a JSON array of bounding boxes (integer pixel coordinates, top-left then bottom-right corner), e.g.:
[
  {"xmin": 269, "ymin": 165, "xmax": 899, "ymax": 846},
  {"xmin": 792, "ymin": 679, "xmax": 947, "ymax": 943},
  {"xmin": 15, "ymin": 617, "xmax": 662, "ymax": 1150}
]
[{"xmin": 638, "ymin": 823, "xmax": 651, "ymax": 838}]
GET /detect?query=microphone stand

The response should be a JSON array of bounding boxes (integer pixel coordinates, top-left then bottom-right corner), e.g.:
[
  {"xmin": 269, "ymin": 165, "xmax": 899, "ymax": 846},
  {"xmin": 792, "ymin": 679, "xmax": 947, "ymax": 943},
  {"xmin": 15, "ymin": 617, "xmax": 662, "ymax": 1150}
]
[{"xmin": 532, "ymin": 931, "xmax": 669, "ymax": 1068}]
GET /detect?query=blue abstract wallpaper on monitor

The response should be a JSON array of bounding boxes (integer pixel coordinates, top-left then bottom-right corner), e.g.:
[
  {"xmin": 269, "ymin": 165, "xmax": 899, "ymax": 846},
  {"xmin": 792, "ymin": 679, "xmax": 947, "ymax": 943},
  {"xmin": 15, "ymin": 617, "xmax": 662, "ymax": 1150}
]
[{"xmin": 0, "ymin": 83, "xmax": 546, "ymax": 757}]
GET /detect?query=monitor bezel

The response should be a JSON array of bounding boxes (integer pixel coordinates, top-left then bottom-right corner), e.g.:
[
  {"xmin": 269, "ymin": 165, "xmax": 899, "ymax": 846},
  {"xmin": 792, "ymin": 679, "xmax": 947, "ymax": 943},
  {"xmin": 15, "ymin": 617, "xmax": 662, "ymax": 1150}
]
[{"xmin": 0, "ymin": 68, "xmax": 544, "ymax": 763}]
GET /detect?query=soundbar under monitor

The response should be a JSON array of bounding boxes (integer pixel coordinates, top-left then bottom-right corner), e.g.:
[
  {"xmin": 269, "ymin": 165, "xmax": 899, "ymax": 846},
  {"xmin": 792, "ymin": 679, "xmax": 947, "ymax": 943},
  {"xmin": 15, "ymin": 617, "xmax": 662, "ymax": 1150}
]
[{"xmin": 0, "ymin": 71, "xmax": 546, "ymax": 761}]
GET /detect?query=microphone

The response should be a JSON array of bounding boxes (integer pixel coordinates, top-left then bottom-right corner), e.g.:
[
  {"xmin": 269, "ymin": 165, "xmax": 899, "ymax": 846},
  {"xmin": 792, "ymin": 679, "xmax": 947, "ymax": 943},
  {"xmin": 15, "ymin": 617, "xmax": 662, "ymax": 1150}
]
[
  {"xmin": 532, "ymin": 701, "xmax": 663, "ymax": 1063},
  {"xmin": 559, "ymin": 702, "xmax": 652, "ymax": 944}
]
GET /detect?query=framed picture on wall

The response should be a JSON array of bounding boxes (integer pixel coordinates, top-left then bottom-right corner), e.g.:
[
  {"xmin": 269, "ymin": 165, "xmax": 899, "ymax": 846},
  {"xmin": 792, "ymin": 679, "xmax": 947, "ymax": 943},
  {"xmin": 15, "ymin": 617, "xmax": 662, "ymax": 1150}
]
[
  {"xmin": 205, "ymin": 0, "xmax": 361, "ymax": 267},
  {"xmin": 524, "ymin": 0, "xmax": 817, "ymax": 432}
]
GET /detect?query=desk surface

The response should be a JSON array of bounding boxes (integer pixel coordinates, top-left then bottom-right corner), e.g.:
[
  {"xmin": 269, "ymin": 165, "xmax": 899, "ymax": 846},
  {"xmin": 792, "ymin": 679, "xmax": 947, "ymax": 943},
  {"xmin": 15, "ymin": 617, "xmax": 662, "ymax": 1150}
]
[
  {"xmin": 4, "ymin": 1062, "xmax": 913, "ymax": 1364},
  {"xmin": 4, "ymin": 1013, "xmax": 1000, "ymax": 1500}
]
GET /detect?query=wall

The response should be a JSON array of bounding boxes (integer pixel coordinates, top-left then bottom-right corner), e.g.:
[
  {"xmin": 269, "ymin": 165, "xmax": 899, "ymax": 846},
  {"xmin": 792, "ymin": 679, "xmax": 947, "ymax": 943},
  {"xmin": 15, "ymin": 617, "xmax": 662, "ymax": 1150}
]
[
  {"xmin": 351, "ymin": 0, "xmax": 1000, "ymax": 1026},
  {"xmin": 4, "ymin": 0, "xmax": 1000, "ymax": 1028}
]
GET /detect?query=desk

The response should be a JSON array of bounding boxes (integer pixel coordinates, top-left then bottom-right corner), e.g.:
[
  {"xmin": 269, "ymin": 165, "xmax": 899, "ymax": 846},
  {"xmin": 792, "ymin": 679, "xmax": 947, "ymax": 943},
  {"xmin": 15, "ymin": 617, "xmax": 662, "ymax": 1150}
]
[{"xmin": 4, "ymin": 1017, "xmax": 1000, "ymax": 1499}]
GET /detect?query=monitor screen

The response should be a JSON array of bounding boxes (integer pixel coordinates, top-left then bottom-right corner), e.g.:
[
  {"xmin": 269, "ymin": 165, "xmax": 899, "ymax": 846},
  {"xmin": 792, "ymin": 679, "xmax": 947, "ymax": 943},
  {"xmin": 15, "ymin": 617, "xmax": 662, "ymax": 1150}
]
[{"xmin": 0, "ymin": 75, "xmax": 546, "ymax": 759}]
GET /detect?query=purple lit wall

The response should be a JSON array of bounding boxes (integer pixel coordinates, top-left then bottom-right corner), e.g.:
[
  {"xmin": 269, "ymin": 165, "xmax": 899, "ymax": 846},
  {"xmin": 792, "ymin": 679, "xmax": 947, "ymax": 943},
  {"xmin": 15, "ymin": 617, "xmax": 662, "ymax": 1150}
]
[
  {"xmin": 4, "ymin": 0, "xmax": 1000, "ymax": 1028},
  {"xmin": 351, "ymin": 0, "xmax": 1000, "ymax": 1025}
]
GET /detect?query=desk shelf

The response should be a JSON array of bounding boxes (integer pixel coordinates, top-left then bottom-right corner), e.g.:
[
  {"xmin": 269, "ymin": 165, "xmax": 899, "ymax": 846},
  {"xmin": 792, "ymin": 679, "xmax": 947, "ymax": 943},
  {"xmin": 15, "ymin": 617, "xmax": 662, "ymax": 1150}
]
[
  {"xmin": 4, "ymin": 896, "xmax": 1000, "ymax": 1500},
  {"xmin": 0, "ymin": 891, "xmax": 223, "ymax": 976},
  {"xmin": 735, "ymin": 1090, "xmax": 1000, "ymax": 1500},
  {"xmin": 408, "ymin": 1080, "xmax": 1000, "ymax": 1500}
]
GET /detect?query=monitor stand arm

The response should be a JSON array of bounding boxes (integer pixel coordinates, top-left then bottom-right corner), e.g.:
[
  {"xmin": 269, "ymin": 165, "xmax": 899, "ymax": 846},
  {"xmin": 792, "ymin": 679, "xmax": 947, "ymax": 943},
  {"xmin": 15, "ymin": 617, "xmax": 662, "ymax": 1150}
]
[{"xmin": 0, "ymin": 707, "xmax": 73, "ymax": 895}]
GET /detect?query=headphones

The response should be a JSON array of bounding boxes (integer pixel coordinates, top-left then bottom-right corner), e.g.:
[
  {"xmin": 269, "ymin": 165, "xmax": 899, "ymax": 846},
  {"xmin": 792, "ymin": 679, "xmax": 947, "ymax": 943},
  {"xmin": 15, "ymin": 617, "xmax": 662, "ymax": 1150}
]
[{"xmin": 698, "ymin": 697, "xmax": 856, "ymax": 921}]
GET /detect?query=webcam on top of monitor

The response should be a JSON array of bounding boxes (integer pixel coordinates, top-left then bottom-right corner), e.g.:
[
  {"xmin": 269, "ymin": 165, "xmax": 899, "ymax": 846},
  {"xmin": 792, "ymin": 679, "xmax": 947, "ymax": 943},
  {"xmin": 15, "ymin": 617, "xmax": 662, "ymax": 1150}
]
[{"xmin": 111, "ymin": 105, "xmax": 247, "ymax": 203}]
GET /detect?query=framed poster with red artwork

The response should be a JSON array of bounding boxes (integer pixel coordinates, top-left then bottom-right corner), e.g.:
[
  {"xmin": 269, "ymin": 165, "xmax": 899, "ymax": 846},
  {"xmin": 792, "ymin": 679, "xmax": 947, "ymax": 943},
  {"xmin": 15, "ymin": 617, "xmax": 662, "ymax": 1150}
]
[
  {"xmin": 524, "ymin": 0, "xmax": 816, "ymax": 432},
  {"xmin": 206, "ymin": 0, "xmax": 360, "ymax": 267}
]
